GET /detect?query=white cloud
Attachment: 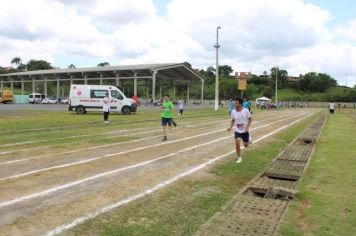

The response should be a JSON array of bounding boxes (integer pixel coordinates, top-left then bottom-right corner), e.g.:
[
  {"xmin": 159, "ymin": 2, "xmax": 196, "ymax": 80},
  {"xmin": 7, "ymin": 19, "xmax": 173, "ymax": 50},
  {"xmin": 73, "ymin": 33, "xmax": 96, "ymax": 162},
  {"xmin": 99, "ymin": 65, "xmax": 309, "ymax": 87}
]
[
  {"xmin": 0, "ymin": 0, "xmax": 355, "ymax": 87},
  {"xmin": 334, "ymin": 19, "xmax": 356, "ymax": 42}
]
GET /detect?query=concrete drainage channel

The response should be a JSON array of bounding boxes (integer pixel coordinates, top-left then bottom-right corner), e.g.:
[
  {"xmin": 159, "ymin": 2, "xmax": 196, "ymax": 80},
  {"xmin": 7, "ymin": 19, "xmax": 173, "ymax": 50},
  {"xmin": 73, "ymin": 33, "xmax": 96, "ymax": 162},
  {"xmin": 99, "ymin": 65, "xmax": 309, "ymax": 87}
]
[{"xmin": 196, "ymin": 114, "xmax": 326, "ymax": 236}]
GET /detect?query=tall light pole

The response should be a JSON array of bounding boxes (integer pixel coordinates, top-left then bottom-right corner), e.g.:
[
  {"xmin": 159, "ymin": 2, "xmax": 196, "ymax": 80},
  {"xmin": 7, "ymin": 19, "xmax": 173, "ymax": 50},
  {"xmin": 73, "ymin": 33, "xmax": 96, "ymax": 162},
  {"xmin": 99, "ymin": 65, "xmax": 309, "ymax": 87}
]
[
  {"xmin": 214, "ymin": 26, "xmax": 222, "ymax": 111},
  {"xmin": 275, "ymin": 67, "xmax": 278, "ymax": 104}
]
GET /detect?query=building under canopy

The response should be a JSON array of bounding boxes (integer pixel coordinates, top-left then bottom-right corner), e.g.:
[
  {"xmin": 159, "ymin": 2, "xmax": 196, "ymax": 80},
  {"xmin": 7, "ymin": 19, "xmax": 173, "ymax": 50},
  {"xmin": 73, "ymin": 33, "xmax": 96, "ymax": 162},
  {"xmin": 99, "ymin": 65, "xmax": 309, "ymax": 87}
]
[{"xmin": 0, "ymin": 62, "xmax": 205, "ymax": 101}]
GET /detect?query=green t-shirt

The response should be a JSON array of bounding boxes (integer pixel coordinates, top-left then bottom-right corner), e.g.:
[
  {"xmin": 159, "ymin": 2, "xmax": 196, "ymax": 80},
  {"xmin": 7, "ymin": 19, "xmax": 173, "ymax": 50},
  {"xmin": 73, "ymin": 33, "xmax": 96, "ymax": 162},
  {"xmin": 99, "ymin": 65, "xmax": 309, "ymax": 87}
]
[{"xmin": 161, "ymin": 101, "xmax": 174, "ymax": 118}]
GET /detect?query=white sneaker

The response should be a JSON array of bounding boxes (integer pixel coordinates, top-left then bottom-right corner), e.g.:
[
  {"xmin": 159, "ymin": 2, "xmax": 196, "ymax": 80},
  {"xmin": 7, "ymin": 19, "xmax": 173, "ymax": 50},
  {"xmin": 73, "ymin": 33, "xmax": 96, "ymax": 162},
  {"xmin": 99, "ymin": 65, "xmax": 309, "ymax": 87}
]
[{"xmin": 236, "ymin": 156, "xmax": 242, "ymax": 164}]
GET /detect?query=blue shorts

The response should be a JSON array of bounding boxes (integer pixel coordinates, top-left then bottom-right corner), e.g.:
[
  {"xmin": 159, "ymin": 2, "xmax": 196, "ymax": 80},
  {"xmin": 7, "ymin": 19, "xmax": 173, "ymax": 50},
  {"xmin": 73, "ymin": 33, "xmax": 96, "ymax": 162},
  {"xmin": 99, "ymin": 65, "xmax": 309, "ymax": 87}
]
[
  {"xmin": 234, "ymin": 132, "xmax": 249, "ymax": 143},
  {"xmin": 161, "ymin": 117, "xmax": 172, "ymax": 126}
]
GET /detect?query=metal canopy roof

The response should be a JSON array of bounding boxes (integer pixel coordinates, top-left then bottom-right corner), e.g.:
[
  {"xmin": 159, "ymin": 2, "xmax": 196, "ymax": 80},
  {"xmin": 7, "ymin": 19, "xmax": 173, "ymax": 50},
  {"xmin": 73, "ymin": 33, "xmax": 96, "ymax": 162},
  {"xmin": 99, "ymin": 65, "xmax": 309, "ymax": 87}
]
[{"xmin": 0, "ymin": 62, "xmax": 204, "ymax": 82}]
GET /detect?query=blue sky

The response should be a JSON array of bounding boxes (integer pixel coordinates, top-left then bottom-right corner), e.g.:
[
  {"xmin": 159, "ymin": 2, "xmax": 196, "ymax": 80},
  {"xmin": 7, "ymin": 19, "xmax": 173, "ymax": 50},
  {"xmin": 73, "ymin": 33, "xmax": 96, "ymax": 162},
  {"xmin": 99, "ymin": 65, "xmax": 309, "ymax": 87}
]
[
  {"xmin": 152, "ymin": 0, "xmax": 171, "ymax": 16},
  {"xmin": 306, "ymin": 0, "xmax": 356, "ymax": 27},
  {"xmin": 0, "ymin": 0, "xmax": 355, "ymax": 87}
]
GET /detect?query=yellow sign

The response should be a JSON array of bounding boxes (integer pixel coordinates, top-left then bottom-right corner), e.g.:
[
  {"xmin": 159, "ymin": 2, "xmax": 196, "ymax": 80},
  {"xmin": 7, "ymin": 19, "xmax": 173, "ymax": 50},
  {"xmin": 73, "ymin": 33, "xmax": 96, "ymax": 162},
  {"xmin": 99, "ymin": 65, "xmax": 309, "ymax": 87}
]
[{"xmin": 238, "ymin": 79, "xmax": 247, "ymax": 90}]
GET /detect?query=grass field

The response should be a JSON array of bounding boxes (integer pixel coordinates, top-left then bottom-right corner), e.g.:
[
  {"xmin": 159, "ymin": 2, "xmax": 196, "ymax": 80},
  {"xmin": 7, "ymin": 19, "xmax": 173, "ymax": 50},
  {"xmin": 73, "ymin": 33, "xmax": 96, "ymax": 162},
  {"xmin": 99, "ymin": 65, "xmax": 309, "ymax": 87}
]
[
  {"xmin": 0, "ymin": 107, "xmax": 229, "ymax": 131},
  {"xmin": 65, "ymin": 111, "xmax": 320, "ymax": 235},
  {"xmin": 277, "ymin": 110, "xmax": 356, "ymax": 236},
  {"xmin": 2, "ymin": 107, "xmax": 355, "ymax": 235}
]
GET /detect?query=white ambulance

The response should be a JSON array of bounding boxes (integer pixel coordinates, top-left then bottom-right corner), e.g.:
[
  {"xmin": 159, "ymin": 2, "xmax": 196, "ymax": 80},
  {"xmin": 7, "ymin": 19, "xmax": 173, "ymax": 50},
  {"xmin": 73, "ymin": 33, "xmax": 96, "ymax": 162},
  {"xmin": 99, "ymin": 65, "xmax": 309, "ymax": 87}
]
[{"xmin": 68, "ymin": 84, "xmax": 137, "ymax": 115}]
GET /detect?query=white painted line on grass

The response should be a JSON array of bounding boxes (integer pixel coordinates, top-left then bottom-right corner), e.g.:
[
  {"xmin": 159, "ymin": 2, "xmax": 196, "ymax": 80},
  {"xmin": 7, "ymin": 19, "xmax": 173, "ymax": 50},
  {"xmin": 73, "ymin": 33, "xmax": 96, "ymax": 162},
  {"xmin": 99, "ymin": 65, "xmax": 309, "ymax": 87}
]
[
  {"xmin": 0, "ymin": 135, "xmax": 88, "ymax": 148},
  {"xmin": 0, "ymin": 111, "xmax": 297, "ymax": 165},
  {"xmin": 0, "ymin": 136, "xmax": 229, "ymax": 209},
  {"xmin": 0, "ymin": 135, "xmax": 161, "ymax": 165},
  {"xmin": 0, "ymin": 117, "xmax": 231, "ymax": 162},
  {"xmin": 0, "ymin": 111, "xmax": 297, "ymax": 149},
  {"xmin": 0, "ymin": 112, "xmax": 310, "ymax": 208},
  {"xmin": 0, "ymin": 118, "xmax": 230, "ymax": 165},
  {"xmin": 0, "ymin": 113, "xmax": 307, "ymax": 181},
  {"xmin": 0, "ymin": 112, "xmax": 308, "ymax": 180},
  {"xmin": 0, "ymin": 146, "xmax": 50, "ymax": 156},
  {"xmin": 0, "ymin": 117, "xmax": 230, "ymax": 148},
  {"xmin": 44, "ymin": 113, "xmax": 313, "ymax": 236},
  {"xmin": 0, "ymin": 130, "xmax": 227, "ymax": 181}
]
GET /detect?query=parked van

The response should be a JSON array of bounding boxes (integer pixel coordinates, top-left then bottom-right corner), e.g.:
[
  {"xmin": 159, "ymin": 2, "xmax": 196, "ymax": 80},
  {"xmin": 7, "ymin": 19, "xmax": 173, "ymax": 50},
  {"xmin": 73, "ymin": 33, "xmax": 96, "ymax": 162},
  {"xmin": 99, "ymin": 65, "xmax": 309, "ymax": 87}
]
[
  {"xmin": 28, "ymin": 93, "xmax": 47, "ymax": 104},
  {"xmin": 0, "ymin": 90, "xmax": 14, "ymax": 104},
  {"xmin": 68, "ymin": 84, "xmax": 137, "ymax": 115}
]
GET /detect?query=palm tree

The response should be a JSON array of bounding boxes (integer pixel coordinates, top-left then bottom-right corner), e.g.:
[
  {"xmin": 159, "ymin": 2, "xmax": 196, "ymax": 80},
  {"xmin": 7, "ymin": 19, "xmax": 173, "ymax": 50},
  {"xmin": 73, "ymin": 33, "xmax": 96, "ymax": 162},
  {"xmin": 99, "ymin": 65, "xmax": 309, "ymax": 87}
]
[{"xmin": 11, "ymin": 57, "xmax": 22, "ymax": 68}]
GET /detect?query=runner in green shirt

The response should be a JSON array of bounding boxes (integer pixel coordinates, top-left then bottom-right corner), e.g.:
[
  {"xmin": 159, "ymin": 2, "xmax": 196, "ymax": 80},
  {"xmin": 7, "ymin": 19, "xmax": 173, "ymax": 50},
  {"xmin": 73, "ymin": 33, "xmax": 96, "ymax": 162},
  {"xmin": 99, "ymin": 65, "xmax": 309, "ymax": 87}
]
[{"xmin": 161, "ymin": 95, "xmax": 174, "ymax": 141}]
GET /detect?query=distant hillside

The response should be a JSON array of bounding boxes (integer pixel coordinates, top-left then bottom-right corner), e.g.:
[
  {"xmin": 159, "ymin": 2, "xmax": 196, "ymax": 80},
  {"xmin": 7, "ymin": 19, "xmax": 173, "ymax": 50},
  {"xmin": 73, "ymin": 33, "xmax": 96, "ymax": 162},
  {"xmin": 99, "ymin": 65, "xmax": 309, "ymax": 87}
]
[{"xmin": 275, "ymin": 87, "xmax": 356, "ymax": 102}]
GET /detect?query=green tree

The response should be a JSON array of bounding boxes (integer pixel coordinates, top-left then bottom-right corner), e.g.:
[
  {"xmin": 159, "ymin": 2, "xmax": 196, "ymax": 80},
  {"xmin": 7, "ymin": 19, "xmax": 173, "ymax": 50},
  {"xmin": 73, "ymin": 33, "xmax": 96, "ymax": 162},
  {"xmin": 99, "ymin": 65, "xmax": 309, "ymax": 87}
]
[
  {"xmin": 271, "ymin": 67, "xmax": 288, "ymax": 88},
  {"xmin": 250, "ymin": 74, "xmax": 270, "ymax": 86},
  {"xmin": 299, "ymin": 72, "xmax": 337, "ymax": 93},
  {"xmin": 11, "ymin": 57, "xmax": 22, "ymax": 68},
  {"xmin": 17, "ymin": 64, "xmax": 27, "ymax": 70},
  {"xmin": 263, "ymin": 87, "xmax": 274, "ymax": 98},
  {"xmin": 219, "ymin": 65, "xmax": 233, "ymax": 77},
  {"xmin": 317, "ymin": 73, "xmax": 337, "ymax": 88},
  {"xmin": 198, "ymin": 66, "xmax": 215, "ymax": 85},
  {"xmin": 26, "ymin": 59, "xmax": 53, "ymax": 71},
  {"xmin": 68, "ymin": 64, "xmax": 76, "ymax": 69},
  {"xmin": 199, "ymin": 65, "xmax": 234, "ymax": 88},
  {"xmin": 206, "ymin": 66, "xmax": 215, "ymax": 77},
  {"xmin": 97, "ymin": 62, "xmax": 110, "ymax": 67},
  {"xmin": 298, "ymin": 72, "xmax": 316, "ymax": 93},
  {"xmin": 220, "ymin": 77, "xmax": 238, "ymax": 99}
]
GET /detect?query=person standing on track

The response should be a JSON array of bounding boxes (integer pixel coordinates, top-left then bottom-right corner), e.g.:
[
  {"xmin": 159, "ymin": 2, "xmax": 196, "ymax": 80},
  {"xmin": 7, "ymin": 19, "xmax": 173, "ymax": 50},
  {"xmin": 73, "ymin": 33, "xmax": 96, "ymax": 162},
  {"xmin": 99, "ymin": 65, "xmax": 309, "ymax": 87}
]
[
  {"xmin": 178, "ymin": 99, "xmax": 185, "ymax": 116},
  {"xmin": 227, "ymin": 97, "xmax": 252, "ymax": 164},
  {"xmin": 161, "ymin": 95, "xmax": 174, "ymax": 141},
  {"xmin": 103, "ymin": 92, "xmax": 111, "ymax": 125},
  {"xmin": 329, "ymin": 102, "xmax": 335, "ymax": 114}
]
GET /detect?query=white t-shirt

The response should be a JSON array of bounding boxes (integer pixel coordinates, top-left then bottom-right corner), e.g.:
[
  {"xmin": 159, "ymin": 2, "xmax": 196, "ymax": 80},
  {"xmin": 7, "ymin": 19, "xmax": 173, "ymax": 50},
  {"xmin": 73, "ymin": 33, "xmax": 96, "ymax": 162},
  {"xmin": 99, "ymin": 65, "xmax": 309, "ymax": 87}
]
[
  {"xmin": 178, "ymin": 101, "xmax": 184, "ymax": 109},
  {"xmin": 231, "ymin": 108, "xmax": 252, "ymax": 133},
  {"xmin": 103, "ymin": 97, "xmax": 110, "ymax": 112},
  {"xmin": 329, "ymin": 103, "xmax": 335, "ymax": 109}
]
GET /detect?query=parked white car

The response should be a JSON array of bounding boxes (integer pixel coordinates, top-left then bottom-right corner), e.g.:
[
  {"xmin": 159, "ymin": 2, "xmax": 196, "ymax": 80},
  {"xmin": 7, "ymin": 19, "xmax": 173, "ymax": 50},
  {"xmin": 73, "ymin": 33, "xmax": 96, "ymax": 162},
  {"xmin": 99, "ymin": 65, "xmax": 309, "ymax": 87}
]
[
  {"xmin": 60, "ymin": 97, "xmax": 69, "ymax": 104},
  {"xmin": 29, "ymin": 93, "xmax": 47, "ymax": 104},
  {"xmin": 68, "ymin": 84, "xmax": 136, "ymax": 115},
  {"xmin": 41, "ymin": 98, "xmax": 49, "ymax": 104},
  {"xmin": 48, "ymin": 97, "xmax": 58, "ymax": 104},
  {"xmin": 41, "ymin": 97, "xmax": 57, "ymax": 104}
]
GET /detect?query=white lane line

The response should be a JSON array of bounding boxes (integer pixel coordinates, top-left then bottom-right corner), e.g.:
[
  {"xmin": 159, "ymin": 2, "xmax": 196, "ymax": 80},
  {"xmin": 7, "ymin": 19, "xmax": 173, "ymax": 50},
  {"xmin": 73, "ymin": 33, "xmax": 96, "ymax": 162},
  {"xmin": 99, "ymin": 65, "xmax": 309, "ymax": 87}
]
[
  {"xmin": 0, "ymin": 130, "xmax": 228, "ymax": 181},
  {"xmin": 0, "ymin": 111, "xmax": 297, "ymax": 165},
  {"xmin": 0, "ymin": 135, "xmax": 88, "ymax": 148},
  {"xmin": 0, "ymin": 118, "xmax": 232, "ymax": 165},
  {"xmin": 0, "ymin": 136, "xmax": 230, "ymax": 209},
  {"xmin": 44, "ymin": 113, "xmax": 313, "ymax": 236},
  {"xmin": 0, "ymin": 135, "xmax": 161, "ymax": 165},
  {"xmin": 0, "ymin": 146, "xmax": 50, "ymax": 156},
  {"xmin": 0, "ymin": 113, "xmax": 307, "ymax": 181},
  {"xmin": 0, "ymin": 113, "xmax": 305, "ymax": 181},
  {"xmin": 0, "ymin": 117, "xmax": 230, "ymax": 148},
  {"xmin": 0, "ymin": 112, "xmax": 310, "ymax": 209},
  {"xmin": 0, "ymin": 111, "xmax": 296, "ymax": 149},
  {"xmin": 0, "ymin": 128, "xmax": 148, "ymax": 148},
  {"xmin": 0, "ymin": 118, "xmax": 231, "ymax": 165}
]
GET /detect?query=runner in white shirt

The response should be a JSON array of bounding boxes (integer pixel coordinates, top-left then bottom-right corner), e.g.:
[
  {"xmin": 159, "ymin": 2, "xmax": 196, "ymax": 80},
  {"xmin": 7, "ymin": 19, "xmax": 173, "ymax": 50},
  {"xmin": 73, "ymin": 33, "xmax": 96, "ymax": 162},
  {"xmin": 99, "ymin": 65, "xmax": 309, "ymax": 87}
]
[
  {"xmin": 178, "ymin": 99, "xmax": 185, "ymax": 116},
  {"xmin": 227, "ymin": 97, "xmax": 252, "ymax": 164},
  {"xmin": 329, "ymin": 102, "xmax": 335, "ymax": 114}
]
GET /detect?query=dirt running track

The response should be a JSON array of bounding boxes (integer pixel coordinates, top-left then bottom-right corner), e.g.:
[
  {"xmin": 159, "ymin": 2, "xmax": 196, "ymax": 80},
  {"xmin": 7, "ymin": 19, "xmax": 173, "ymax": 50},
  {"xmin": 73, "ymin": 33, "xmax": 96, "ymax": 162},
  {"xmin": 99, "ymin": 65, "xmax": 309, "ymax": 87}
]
[{"xmin": 0, "ymin": 109, "xmax": 319, "ymax": 235}]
